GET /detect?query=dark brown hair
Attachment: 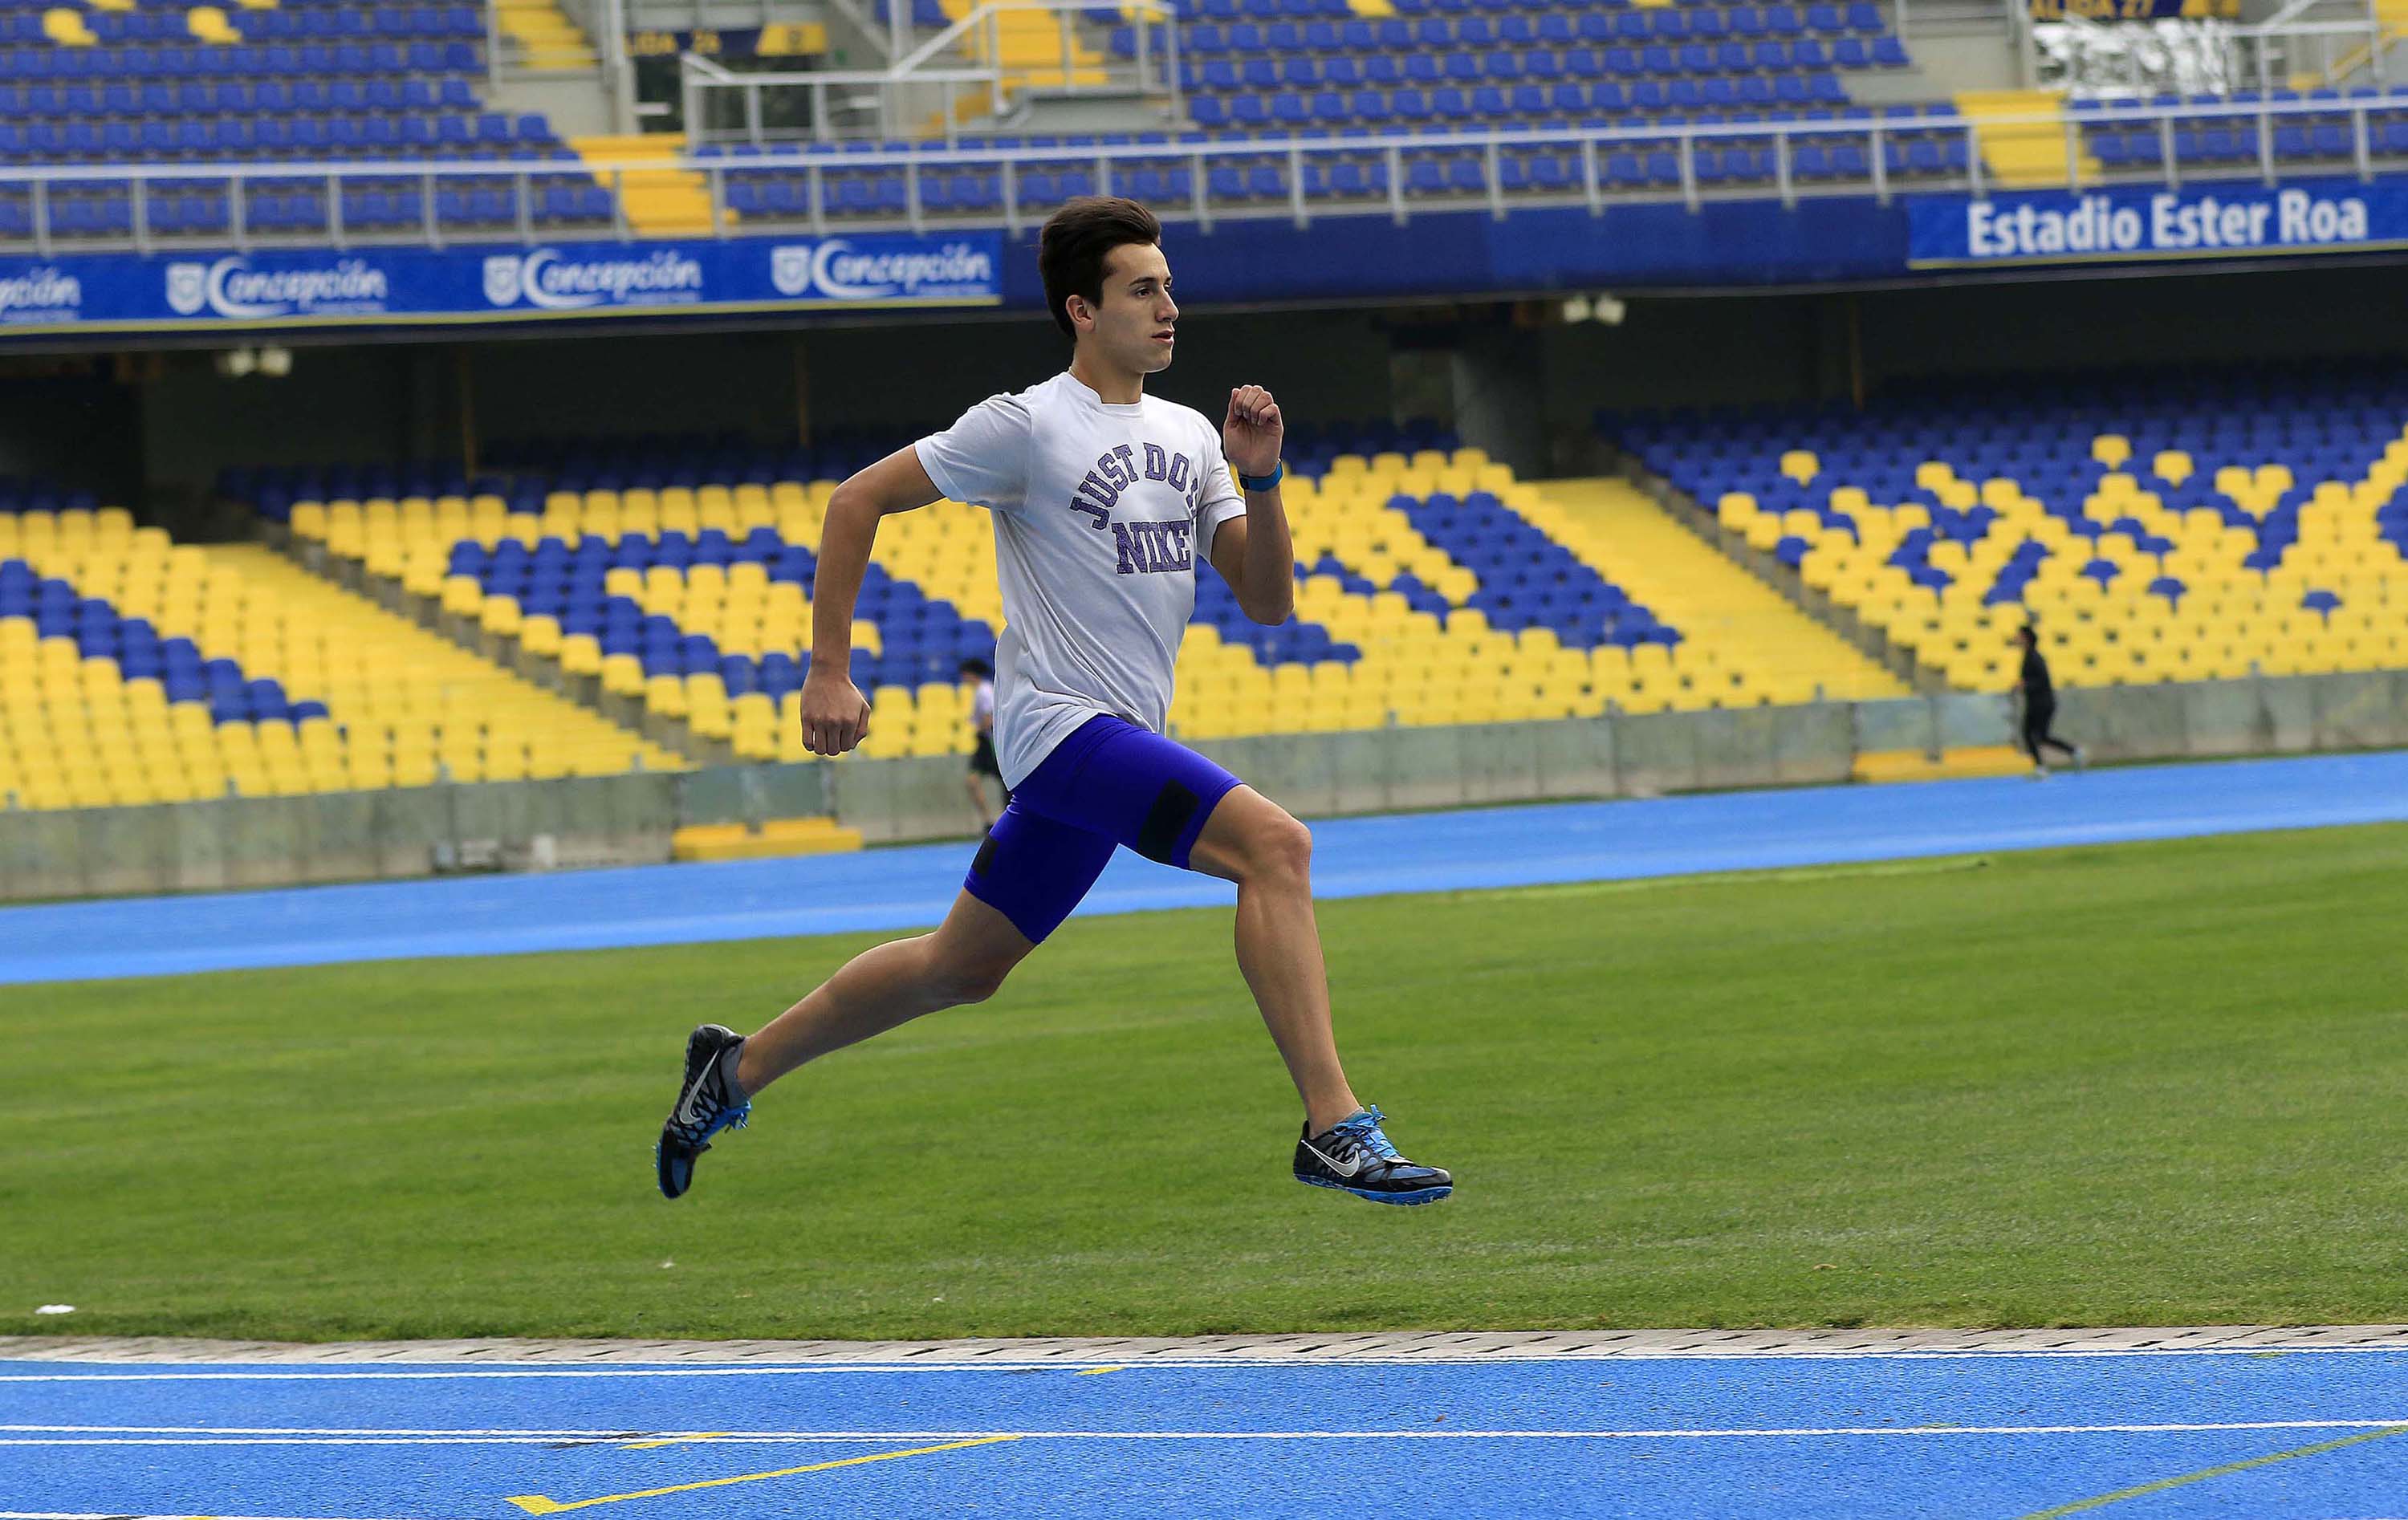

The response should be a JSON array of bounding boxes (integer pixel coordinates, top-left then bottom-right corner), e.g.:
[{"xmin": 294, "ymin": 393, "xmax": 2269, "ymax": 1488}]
[{"xmin": 1038, "ymin": 197, "xmax": 1161, "ymax": 339}]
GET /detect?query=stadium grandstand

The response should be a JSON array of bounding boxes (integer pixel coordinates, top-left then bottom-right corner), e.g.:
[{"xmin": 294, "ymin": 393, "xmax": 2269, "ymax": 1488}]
[
  {"xmin": 15, "ymin": 327, "xmax": 2408, "ymax": 823},
  {"xmin": 0, "ymin": 0, "xmax": 2394, "ymax": 893}
]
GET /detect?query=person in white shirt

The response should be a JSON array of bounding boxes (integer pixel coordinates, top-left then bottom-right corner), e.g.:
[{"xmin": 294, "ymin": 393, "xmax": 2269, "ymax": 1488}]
[
  {"xmin": 960, "ymin": 656, "xmax": 1005, "ymax": 827},
  {"xmin": 657, "ymin": 197, "xmax": 1450, "ymax": 1207}
]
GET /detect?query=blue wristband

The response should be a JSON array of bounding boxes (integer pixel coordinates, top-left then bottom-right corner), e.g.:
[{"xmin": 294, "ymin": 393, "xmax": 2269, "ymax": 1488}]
[{"xmin": 1236, "ymin": 460, "xmax": 1283, "ymax": 492}]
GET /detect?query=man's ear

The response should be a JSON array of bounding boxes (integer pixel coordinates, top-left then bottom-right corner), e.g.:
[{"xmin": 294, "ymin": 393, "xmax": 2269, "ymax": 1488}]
[{"xmin": 1065, "ymin": 295, "xmax": 1092, "ymax": 332}]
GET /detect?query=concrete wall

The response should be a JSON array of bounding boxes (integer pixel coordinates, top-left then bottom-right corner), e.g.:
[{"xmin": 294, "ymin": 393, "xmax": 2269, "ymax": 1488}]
[
  {"xmin": 9, "ymin": 670, "xmax": 2398, "ymax": 903},
  {"xmin": 0, "ymin": 760, "xmax": 828, "ymax": 903}
]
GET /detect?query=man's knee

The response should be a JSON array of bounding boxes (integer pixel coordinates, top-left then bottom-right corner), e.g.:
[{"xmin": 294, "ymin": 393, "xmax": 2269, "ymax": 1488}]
[
  {"xmin": 929, "ymin": 944, "xmax": 1019, "ymax": 1006},
  {"xmin": 1241, "ymin": 810, "xmax": 1313, "ymax": 888}
]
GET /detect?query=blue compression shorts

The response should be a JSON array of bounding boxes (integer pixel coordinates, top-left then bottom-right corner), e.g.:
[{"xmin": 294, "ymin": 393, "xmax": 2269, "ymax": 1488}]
[{"xmin": 962, "ymin": 713, "xmax": 1246, "ymax": 944}]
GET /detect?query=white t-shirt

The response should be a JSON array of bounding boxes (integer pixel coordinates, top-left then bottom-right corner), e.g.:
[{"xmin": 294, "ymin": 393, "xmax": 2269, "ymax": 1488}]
[
  {"xmin": 970, "ymin": 677, "xmax": 995, "ymax": 730},
  {"xmin": 915, "ymin": 371, "xmax": 1247, "ymax": 788}
]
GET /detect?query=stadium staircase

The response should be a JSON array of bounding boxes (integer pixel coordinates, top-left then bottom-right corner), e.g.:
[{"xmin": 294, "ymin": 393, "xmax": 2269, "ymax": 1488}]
[
  {"xmin": 570, "ymin": 133, "xmax": 714, "ymax": 234},
  {"xmin": 496, "ymin": 0, "xmax": 598, "ymax": 71},
  {"xmin": 209, "ymin": 544, "xmax": 688, "ymax": 781},
  {"xmin": 950, "ymin": 0, "xmax": 1107, "ymax": 93},
  {"xmin": 1516, "ymin": 478, "xmax": 1911, "ymax": 705},
  {"xmin": 1954, "ymin": 87, "xmax": 2097, "ymax": 188}
]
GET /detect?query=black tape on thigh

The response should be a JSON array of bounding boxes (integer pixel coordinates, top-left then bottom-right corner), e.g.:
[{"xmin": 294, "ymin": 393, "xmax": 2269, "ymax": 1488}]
[
  {"xmin": 1135, "ymin": 779, "xmax": 1202, "ymax": 864},
  {"xmin": 972, "ymin": 830, "xmax": 999, "ymax": 878}
]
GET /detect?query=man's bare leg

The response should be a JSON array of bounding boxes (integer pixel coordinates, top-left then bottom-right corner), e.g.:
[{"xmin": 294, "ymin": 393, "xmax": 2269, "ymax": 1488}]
[
  {"xmin": 1186, "ymin": 785, "xmax": 1361, "ymax": 1135},
  {"xmin": 736, "ymin": 890, "xmax": 1034, "ymax": 1095}
]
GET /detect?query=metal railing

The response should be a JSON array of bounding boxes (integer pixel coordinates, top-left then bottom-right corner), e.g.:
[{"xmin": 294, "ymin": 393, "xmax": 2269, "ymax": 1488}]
[
  {"xmin": 681, "ymin": 0, "xmax": 1179, "ymax": 144},
  {"xmin": 2, "ymin": 93, "xmax": 2406, "ymax": 255},
  {"xmin": 681, "ymin": 52, "xmax": 1016, "ymax": 145}
]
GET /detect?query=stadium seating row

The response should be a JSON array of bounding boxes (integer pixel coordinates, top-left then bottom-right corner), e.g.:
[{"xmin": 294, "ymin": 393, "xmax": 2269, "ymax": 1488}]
[
  {"xmin": 1194, "ymin": 0, "xmax": 1888, "ymax": 22},
  {"xmin": 0, "ymin": 182, "xmax": 612, "ymax": 234},
  {"xmin": 2093, "ymin": 121, "xmax": 2407, "ymax": 168},
  {"xmin": 0, "ymin": 40, "xmax": 486, "ymax": 78},
  {"xmin": 0, "ymin": 115, "xmax": 563, "ymax": 161},
  {"xmin": 1136, "ymin": 4, "xmax": 1899, "ymax": 56},
  {"xmin": 1173, "ymin": 44, "xmax": 1901, "ymax": 88},
  {"xmin": 21, "ymin": 5, "xmax": 483, "ymax": 44},
  {"xmin": 694, "ymin": 107, "xmax": 1963, "ymax": 162},
  {"xmin": 0, "ymin": 76, "xmax": 498, "ymax": 116},
  {"xmin": 1182, "ymin": 76, "xmax": 1861, "ymax": 126},
  {"xmin": 714, "ymin": 137, "xmax": 1969, "ymax": 217}
]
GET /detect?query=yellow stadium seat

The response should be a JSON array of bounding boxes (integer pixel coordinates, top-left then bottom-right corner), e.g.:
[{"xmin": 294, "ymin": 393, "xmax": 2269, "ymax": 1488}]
[{"xmin": 41, "ymin": 7, "xmax": 96, "ymax": 43}]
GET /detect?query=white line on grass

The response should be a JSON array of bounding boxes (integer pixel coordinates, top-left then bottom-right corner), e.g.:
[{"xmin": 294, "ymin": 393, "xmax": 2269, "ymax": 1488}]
[
  {"xmin": 6, "ymin": 1345, "xmax": 2408, "ymax": 1381},
  {"xmin": 3, "ymin": 1420, "xmax": 2406, "ymax": 1445}
]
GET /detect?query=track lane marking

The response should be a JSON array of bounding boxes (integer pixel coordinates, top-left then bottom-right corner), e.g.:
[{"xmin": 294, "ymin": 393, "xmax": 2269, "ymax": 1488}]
[
  {"xmin": 502, "ymin": 1436, "xmax": 1019, "ymax": 1514},
  {"xmin": 6, "ymin": 1420, "xmax": 2407, "ymax": 1445},
  {"xmin": 618, "ymin": 1433, "xmax": 726, "ymax": 1450},
  {"xmin": 2016, "ymin": 1424, "xmax": 2408, "ymax": 1517}
]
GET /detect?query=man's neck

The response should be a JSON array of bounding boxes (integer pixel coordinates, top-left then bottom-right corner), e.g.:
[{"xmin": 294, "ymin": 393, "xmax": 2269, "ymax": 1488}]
[{"xmin": 1068, "ymin": 351, "xmax": 1144, "ymax": 405}]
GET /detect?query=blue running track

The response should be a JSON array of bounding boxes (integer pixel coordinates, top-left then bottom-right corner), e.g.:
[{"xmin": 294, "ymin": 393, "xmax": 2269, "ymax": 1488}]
[
  {"xmin": 3, "ymin": 750, "xmax": 2406, "ymax": 986},
  {"xmin": 2, "ymin": 1346, "xmax": 2404, "ymax": 1518}
]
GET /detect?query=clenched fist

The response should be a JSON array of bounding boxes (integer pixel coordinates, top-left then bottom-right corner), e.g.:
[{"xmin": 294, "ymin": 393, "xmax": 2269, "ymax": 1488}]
[
  {"xmin": 797, "ymin": 667, "xmax": 872, "ymax": 756},
  {"xmin": 1222, "ymin": 384, "xmax": 1283, "ymax": 478}
]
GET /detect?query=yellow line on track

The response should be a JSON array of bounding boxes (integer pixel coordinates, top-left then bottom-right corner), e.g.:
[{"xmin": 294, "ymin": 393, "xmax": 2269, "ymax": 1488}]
[
  {"xmin": 2015, "ymin": 1424, "xmax": 2408, "ymax": 1518},
  {"xmin": 1074, "ymin": 1366, "xmax": 1128, "ymax": 1376},
  {"xmin": 503, "ymin": 1435, "xmax": 1019, "ymax": 1514},
  {"xmin": 620, "ymin": 1432, "xmax": 727, "ymax": 1449}
]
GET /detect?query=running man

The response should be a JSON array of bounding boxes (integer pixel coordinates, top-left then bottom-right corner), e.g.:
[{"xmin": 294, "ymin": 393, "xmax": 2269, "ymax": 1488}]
[
  {"xmin": 657, "ymin": 197, "xmax": 1451, "ymax": 1207},
  {"xmin": 960, "ymin": 656, "xmax": 1007, "ymax": 828},
  {"xmin": 2015, "ymin": 625, "xmax": 2084, "ymax": 778}
]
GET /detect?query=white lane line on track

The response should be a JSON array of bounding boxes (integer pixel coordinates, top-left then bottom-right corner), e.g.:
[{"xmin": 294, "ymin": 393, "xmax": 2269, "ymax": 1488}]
[
  {"xmin": 5, "ymin": 1420, "xmax": 2407, "ymax": 1444},
  {"xmin": 6, "ymin": 1345, "xmax": 2408, "ymax": 1380}
]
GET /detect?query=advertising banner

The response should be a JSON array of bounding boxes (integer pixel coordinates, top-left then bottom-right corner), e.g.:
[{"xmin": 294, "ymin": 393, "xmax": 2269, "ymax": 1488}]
[
  {"xmin": 1906, "ymin": 181, "xmax": 2403, "ymax": 269},
  {"xmin": 0, "ymin": 230, "xmax": 1003, "ymax": 335}
]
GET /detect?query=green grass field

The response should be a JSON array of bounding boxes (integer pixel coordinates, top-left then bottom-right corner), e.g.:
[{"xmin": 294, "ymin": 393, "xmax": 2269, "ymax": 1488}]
[{"xmin": 6, "ymin": 823, "xmax": 2406, "ymax": 1344}]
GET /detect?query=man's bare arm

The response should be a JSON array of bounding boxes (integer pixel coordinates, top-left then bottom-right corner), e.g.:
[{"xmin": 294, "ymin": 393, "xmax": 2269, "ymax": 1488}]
[{"xmin": 799, "ymin": 445, "xmax": 945, "ymax": 755}]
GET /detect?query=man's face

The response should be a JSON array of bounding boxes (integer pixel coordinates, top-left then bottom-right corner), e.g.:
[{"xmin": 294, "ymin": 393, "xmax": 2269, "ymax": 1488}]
[{"xmin": 1078, "ymin": 242, "xmax": 1178, "ymax": 374}]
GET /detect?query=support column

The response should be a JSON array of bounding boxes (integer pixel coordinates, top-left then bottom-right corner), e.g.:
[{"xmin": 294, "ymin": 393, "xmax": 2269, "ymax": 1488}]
[
  {"xmin": 457, "ymin": 345, "xmax": 479, "ymax": 476},
  {"xmin": 403, "ymin": 344, "xmax": 450, "ymax": 464},
  {"xmin": 1446, "ymin": 324, "xmax": 1547, "ymax": 480},
  {"xmin": 792, "ymin": 334, "xmax": 812, "ymax": 448}
]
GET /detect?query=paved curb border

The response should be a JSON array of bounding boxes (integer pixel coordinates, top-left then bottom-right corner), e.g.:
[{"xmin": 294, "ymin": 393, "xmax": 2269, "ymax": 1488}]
[{"xmin": 8, "ymin": 1327, "xmax": 2408, "ymax": 1365}]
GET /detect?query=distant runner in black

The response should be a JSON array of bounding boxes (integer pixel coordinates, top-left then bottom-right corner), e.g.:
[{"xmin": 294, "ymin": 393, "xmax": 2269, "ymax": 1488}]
[{"xmin": 2015, "ymin": 626, "xmax": 2085, "ymax": 778}]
